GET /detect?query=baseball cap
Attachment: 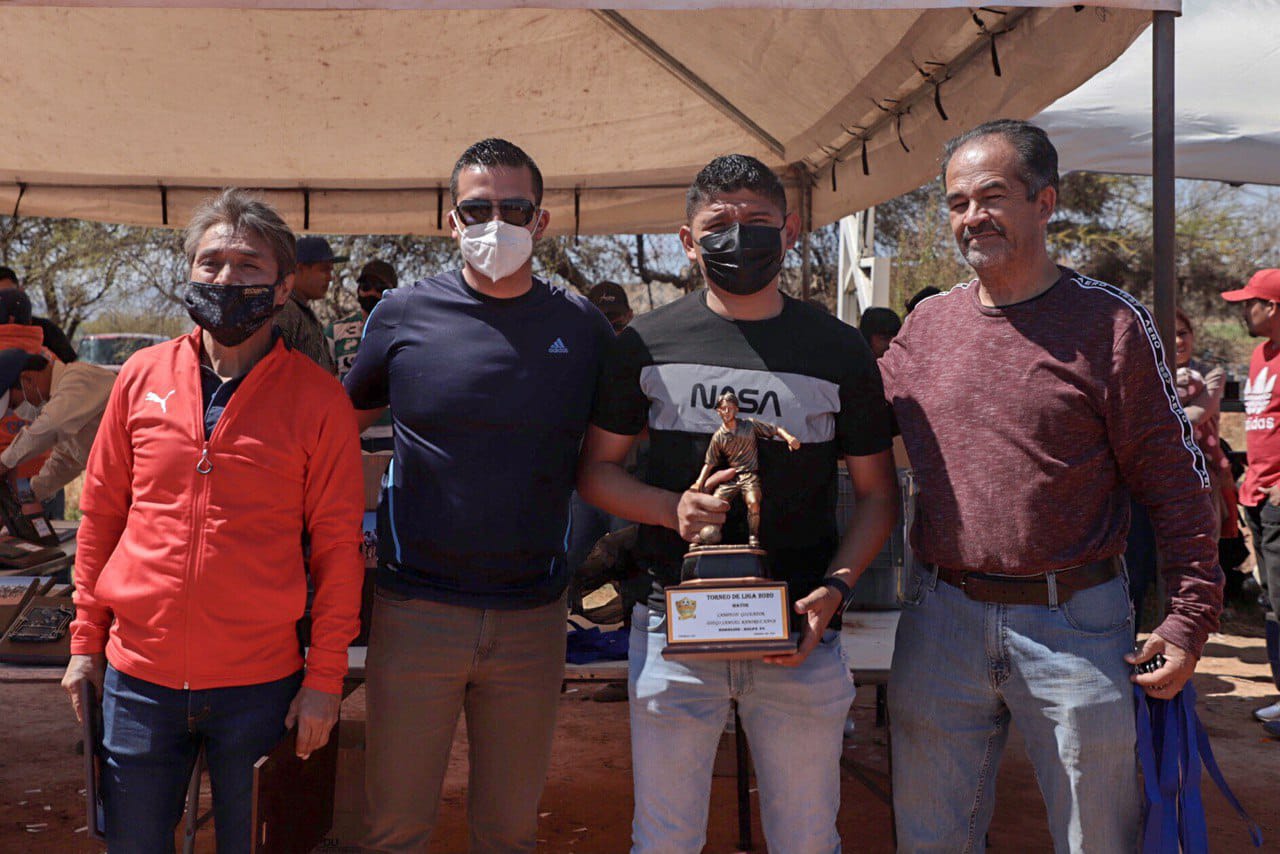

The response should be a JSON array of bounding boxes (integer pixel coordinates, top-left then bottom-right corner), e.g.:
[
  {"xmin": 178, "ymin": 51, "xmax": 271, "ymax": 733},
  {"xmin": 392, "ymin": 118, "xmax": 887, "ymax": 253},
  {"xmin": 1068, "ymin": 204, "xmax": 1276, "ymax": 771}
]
[
  {"xmin": 296, "ymin": 236, "xmax": 349, "ymax": 265},
  {"xmin": 357, "ymin": 260, "xmax": 398, "ymax": 290},
  {"xmin": 587, "ymin": 281, "xmax": 631, "ymax": 321},
  {"xmin": 0, "ymin": 348, "xmax": 45, "ymax": 391},
  {"xmin": 1222, "ymin": 269, "xmax": 1280, "ymax": 302},
  {"xmin": 0, "ymin": 289, "xmax": 32, "ymax": 325}
]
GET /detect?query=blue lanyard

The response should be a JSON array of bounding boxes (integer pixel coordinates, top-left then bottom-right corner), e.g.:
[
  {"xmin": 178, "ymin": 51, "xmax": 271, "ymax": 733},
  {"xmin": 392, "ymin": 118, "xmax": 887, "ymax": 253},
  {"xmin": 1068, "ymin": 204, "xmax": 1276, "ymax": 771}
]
[{"xmin": 1133, "ymin": 682, "xmax": 1262, "ymax": 852}]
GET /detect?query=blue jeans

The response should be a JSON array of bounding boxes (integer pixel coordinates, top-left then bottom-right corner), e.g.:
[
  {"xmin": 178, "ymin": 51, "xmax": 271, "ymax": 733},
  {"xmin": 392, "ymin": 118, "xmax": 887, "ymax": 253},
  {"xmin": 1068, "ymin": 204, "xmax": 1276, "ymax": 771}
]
[
  {"xmin": 628, "ymin": 605, "xmax": 856, "ymax": 854},
  {"xmin": 888, "ymin": 566, "xmax": 1140, "ymax": 853},
  {"xmin": 101, "ymin": 666, "xmax": 302, "ymax": 854}
]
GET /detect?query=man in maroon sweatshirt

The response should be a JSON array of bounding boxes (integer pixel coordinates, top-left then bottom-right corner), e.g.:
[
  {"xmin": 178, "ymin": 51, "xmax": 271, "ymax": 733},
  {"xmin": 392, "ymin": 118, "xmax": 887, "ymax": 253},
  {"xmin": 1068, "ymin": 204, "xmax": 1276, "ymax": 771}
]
[{"xmin": 879, "ymin": 119, "xmax": 1222, "ymax": 851}]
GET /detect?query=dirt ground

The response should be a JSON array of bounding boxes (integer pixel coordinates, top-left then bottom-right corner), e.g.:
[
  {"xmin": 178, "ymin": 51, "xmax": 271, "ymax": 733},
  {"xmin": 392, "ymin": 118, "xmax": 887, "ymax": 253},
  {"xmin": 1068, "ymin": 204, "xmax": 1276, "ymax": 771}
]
[{"xmin": 3, "ymin": 623, "xmax": 1277, "ymax": 853}]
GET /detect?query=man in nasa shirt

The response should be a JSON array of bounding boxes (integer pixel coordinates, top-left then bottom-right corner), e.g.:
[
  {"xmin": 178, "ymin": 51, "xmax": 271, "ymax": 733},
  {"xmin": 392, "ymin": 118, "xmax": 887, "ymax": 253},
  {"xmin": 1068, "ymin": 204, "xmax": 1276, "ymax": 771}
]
[
  {"xmin": 578, "ymin": 154, "xmax": 897, "ymax": 852},
  {"xmin": 1222, "ymin": 268, "xmax": 1280, "ymax": 733}
]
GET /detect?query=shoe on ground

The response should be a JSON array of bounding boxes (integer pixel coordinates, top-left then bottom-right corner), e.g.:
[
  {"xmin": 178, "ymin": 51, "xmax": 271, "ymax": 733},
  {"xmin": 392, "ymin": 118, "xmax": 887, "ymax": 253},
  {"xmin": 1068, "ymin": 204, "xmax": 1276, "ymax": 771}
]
[
  {"xmin": 1263, "ymin": 719, "xmax": 1280, "ymax": 738},
  {"xmin": 1255, "ymin": 700, "xmax": 1280, "ymax": 723}
]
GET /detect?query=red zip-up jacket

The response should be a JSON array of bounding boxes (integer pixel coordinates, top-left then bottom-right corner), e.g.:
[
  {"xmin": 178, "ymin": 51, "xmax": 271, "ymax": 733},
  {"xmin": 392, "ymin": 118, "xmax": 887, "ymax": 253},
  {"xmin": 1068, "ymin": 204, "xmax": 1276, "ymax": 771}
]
[{"xmin": 70, "ymin": 329, "xmax": 363, "ymax": 695}]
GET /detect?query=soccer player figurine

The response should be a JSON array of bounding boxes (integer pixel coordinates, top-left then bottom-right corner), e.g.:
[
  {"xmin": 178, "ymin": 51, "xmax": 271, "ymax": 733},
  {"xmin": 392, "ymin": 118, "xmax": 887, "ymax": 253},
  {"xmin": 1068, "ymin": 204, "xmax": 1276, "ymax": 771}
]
[{"xmin": 691, "ymin": 390, "xmax": 800, "ymax": 548}]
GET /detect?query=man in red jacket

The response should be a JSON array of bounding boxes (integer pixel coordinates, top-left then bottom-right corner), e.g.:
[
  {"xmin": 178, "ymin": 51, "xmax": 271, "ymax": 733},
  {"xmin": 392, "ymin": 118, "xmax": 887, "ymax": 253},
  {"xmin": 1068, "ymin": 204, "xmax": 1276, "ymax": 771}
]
[{"xmin": 60, "ymin": 189, "xmax": 364, "ymax": 854}]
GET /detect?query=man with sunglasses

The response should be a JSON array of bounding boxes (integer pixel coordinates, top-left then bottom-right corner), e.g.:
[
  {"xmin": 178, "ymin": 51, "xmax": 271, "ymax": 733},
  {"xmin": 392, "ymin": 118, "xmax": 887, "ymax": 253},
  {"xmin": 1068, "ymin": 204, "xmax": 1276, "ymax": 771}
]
[{"xmin": 344, "ymin": 138, "xmax": 612, "ymax": 853}]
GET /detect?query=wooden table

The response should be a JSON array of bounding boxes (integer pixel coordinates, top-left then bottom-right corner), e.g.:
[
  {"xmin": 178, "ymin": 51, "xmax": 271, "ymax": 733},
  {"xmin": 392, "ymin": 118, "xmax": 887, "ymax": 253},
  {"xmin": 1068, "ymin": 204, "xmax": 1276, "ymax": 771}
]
[{"xmin": 0, "ymin": 519, "xmax": 79, "ymax": 580}]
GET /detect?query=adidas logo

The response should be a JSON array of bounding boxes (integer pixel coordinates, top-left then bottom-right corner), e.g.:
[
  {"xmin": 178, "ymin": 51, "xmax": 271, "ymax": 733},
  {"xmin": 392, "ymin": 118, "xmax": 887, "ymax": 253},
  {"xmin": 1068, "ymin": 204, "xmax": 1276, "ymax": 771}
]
[
  {"xmin": 547, "ymin": 338, "xmax": 569, "ymax": 355},
  {"xmin": 1245, "ymin": 366, "xmax": 1277, "ymax": 416}
]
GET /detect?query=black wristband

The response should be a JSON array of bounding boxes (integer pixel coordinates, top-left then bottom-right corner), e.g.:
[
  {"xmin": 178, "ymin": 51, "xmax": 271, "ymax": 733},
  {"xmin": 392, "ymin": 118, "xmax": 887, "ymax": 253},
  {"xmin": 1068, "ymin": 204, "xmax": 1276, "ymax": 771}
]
[{"xmin": 821, "ymin": 576, "xmax": 853, "ymax": 610}]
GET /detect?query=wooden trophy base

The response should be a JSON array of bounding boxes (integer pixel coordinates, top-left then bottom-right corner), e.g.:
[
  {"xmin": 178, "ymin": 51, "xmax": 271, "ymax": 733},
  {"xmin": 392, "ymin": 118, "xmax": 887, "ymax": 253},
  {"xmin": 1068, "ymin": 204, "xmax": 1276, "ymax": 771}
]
[{"xmin": 664, "ymin": 548, "xmax": 797, "ymax": 660}]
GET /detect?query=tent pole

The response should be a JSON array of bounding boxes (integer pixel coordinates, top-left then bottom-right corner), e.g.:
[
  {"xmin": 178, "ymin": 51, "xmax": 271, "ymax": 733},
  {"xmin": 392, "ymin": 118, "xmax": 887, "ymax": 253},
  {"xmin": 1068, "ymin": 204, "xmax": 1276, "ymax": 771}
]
[
  {"xmin": 1152, "ymin": 9, "xmax": 1175, "ymax": 625},
  {"xmin": 1152, "ymin": 10, "xmax": 1176, "ymax": 373},
  {"xmin": 801, "ymin": 178, "xmax": 812, "ymax": 301}
]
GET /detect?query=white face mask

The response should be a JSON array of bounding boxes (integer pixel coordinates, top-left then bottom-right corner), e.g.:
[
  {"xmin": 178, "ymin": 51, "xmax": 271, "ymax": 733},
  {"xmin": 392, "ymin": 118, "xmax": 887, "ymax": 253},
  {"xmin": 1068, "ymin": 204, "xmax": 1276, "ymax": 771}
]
[
  {"xmin": 453, "ymin": 212, "xmax": 537, "ymax": 282},
  {"xmin": 13, "ymin": 378, "xmax": 42, "ymax": 421}
]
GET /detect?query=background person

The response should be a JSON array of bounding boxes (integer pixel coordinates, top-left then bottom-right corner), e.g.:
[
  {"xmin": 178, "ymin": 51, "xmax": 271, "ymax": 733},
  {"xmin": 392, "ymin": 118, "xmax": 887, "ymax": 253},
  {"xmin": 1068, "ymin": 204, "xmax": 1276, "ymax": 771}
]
[
  {"xmin": 345, "ymin": 138, "xmax": 612, "ymax": 853},
  {"xmin": 1221, "ymin": 270, "xmax": 1280, "ymax": 735},
  {"xmin": 578, "ymin": 154, "xmax": 897, "ymax": 853},
  {"xmin": 60, "ymin": 189, "xmax": 364, "ymax": 854},
  {"xmin": 0, "ymin": 348, "xmax": 115, "ymax": 501},
  {"xmin": 328, "ymin": 258, "xmax": 397, "ymax": 452},
  {"xmin": 879, "ymin": 120, "xmax": 1222, "ymax": 850},
  {"xmin": 276, "ymin": 235, "xmax": 343, "ymax": 374},
  {"xmin": 0, "ymin": 289, "xmax": 58, "ymax": 505},
  {"xmin": 858, "ymin": 306, "xmax": 901, "ymax": 359},
  {"xmin": 0, "ymin": 265, "xmax": 77, "ymax": 363}
]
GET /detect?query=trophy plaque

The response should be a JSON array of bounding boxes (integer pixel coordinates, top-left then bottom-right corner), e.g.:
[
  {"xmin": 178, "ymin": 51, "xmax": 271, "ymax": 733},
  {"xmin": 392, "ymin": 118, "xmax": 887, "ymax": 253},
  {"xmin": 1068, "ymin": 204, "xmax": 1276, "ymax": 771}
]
[{"xmin": 662, "ymin": 391, "xmax": 800, "ymax": 660}]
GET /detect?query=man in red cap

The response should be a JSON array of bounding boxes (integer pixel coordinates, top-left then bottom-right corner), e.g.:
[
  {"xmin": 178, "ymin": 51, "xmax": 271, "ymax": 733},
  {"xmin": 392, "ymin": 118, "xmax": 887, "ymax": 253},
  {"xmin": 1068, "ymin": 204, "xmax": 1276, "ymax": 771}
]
[{"xmin": 1223, "ymin": 268, "xmax": 1280, "ymax": 735}]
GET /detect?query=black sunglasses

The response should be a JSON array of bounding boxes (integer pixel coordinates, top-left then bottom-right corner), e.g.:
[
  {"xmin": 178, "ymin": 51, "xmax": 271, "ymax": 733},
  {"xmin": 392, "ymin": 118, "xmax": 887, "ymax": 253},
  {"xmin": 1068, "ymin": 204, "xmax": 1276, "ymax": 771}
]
[{"xmin": 455, "ymin": 198, "xmax": 539, "ymax": 228}]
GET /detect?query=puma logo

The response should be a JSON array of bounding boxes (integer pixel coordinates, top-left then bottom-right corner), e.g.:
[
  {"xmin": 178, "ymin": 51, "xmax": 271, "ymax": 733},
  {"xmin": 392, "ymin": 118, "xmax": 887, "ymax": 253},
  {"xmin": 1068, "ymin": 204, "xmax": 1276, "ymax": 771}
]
[{"xmin": 145, "ymin": 390, "xmax": 176, "ymax": 414}]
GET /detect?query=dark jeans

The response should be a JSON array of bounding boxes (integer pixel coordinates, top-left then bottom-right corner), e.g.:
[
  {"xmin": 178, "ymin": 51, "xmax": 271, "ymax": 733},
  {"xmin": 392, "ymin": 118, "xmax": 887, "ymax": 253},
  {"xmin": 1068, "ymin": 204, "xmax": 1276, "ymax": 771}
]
[
  {"xmin": 1245, "ymin": 502, "xmax": 1280, "ymax": 620},
  {"xmin": 1124, "ymin": 499, "xmax": 1157, "ymax": 623},
  {"xmin": 101, "ymin": 666, "xmax": 302, "ymax": 854}
]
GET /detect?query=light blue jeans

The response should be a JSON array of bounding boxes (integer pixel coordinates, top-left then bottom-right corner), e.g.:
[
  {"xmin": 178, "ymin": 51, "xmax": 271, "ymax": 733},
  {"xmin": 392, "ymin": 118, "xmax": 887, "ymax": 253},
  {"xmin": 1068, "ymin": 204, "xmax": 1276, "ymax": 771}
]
[
  {"xmin": 889, "ymin": 564, "xmax": 1141, "ymax": 853},
  {"xmin": 629, "ymin": 604, "xmax": 857, "ymax": 854}
]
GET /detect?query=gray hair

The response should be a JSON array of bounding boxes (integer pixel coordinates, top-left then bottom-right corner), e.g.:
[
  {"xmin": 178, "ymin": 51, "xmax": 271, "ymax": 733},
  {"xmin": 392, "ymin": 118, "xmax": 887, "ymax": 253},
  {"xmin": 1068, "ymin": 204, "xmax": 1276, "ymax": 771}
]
[
  {"xmin": 182, "ymin": 189, "xmax": 297, "ymax": 279},
  {"xmin": 940, "ymin": 119, "xmax": 1059, "ymax": 200}
]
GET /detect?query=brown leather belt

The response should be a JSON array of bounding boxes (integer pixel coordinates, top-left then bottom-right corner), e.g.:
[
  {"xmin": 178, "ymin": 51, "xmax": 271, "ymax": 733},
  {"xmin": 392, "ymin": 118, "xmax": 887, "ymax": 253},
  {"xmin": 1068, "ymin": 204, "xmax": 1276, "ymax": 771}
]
[{"xmin": 934, "ymin": 557, "xmax": 1121, "ymax": 606}]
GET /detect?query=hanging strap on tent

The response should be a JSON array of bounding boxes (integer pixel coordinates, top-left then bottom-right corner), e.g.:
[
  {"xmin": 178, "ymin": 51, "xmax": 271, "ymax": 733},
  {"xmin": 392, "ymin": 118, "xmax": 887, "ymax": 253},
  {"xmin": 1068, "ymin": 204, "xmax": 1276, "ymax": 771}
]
[
  {"xmin": 860, "ymin": 139, "xmax": 869, "ymax": 176},
  {"xmin": 913, "ymin": 61, "xmax": 950, "ymax": 122},
  {"xmin": 574, "ymin": 187, "xmax": 581, "ymax": 246},
  {"xmin": 895, "ymin": 111, "xmax": 910, "ymax": 153},
  {"xmin": 971, "ymin": 9, "xmax": 1008, "ymax": 78},
  {"xmin": 11, "ymin": 183, "xmax": 26, "ymax": 220},
  {"xmin": 159, "ymin": 185, "xmax": 169, "ymax": 226},
  {"xmin": 1133, "ymin": 683, "xmax": 1262, "ymax": 852},
  {"xmin": 436, "ymin": 187, "xmax": 444, "ymax": 232},
  {"xmin": 303, "ymin": 188, "xmax": 311, "ymax": 232}
]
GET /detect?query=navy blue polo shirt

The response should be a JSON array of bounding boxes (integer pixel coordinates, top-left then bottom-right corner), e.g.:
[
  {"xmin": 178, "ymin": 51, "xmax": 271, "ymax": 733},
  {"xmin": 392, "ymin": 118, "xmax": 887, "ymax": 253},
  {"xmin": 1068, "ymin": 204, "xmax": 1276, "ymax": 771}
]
[{"xmin": 343, "ymin": 270, "xmax": 612, "ymax": 609}]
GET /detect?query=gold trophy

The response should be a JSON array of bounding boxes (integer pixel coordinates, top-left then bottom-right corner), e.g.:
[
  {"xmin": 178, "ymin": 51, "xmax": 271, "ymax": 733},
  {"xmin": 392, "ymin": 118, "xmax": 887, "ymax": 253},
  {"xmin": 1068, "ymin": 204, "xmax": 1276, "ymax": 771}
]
[{"xmin": 663, "ymin": 391, "xmax": 800, "ymax": 660}]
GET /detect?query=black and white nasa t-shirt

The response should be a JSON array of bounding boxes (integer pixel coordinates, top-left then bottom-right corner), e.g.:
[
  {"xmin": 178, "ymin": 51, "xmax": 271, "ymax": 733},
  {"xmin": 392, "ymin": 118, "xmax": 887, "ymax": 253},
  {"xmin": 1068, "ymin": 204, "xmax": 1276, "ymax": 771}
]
[{"xmin": 591, "ymin": 289, "xmax": 892, "ymax": 612}]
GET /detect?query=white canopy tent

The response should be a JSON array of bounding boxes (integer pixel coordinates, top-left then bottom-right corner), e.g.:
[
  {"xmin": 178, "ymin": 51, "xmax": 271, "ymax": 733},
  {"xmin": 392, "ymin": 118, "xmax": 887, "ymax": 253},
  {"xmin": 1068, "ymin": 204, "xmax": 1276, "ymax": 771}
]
[
  {"xmin": 1039, "ymin": 0, "xmax": 1280, "ymax": 186},
  {"xmin": 0, "ymin": 1, "xmax": 1172, "ymax": 237}
]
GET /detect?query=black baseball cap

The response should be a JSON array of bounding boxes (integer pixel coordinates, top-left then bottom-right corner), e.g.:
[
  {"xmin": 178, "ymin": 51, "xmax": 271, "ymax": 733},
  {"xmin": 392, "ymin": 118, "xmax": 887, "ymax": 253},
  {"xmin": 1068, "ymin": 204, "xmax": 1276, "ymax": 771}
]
[
  {"xmin": 357, "ymin": 260, "xmax": 398, "ymax": 290},
  {"xmin": 296, "ymin": 236, "xmax": 349, "ymax": 265},
  {"xmin": 0, "ymin": 349, "xmax": 45, "ymax": 391},
  {"xmin": 587, "ymin": 281, "xmax": 631, "ymax": 321}
]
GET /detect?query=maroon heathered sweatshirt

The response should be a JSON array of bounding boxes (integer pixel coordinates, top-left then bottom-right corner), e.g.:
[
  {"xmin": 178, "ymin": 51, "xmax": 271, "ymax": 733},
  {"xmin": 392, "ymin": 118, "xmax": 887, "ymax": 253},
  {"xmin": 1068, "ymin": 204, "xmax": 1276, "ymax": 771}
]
[{"xmin": 879, "ymin": 268, "xmax": 1222, "ymax": 656}]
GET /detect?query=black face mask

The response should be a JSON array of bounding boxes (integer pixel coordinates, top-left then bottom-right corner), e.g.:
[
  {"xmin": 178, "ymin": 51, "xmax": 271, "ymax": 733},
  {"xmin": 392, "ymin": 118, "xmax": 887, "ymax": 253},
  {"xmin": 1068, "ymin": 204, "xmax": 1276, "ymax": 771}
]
[
  {"xmin": 358, "ymin": 293, "xmax": 383, "ymax": 315},
  {"xmin": 184, "ymin": 281, "xmax": 280, "ymax": 347},
  {"xmin": 697, "ymin": 223, "xmax": 785, "ymax": 296}
]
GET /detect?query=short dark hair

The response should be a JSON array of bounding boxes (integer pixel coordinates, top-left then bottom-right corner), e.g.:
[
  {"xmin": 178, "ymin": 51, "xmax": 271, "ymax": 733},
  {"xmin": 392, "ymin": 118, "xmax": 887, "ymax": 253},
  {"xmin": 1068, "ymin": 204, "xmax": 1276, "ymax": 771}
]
[
  {"xmin": 686, "ymin": 154, "xmax": 787, "ymax": 221},
  {"xmin": 859, "ymin": 307, "xmax": 901, "ymax": 338},
  {"xmin": 941, "ymin": 119, "xmax": 1059, "ymax": 199},
  {"xmin": 717, "ymin": 390, "xmax": 739, "ymax": 409},
  {"xmin": 450, "ymin": 138, "xmax": 544, "ymax": 206},
  {"xmin": 905, "ymin": 286, "xmax": 942, "ymax": 314},
  {"xmin": 0, "ymin": 266, "xmax": 18, "ymax": 286}
]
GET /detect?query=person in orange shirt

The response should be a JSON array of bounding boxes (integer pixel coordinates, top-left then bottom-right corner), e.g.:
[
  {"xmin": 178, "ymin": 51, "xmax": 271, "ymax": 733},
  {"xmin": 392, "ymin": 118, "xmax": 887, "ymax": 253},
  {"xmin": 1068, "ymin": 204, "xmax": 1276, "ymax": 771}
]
[{"xmin": 60, "ymin": 189, "xmax": 364, "ymax": 854}]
